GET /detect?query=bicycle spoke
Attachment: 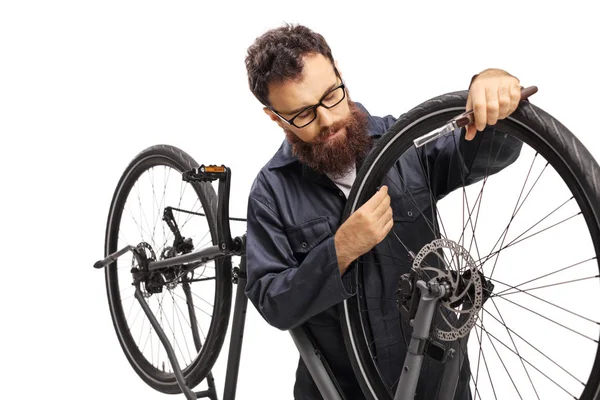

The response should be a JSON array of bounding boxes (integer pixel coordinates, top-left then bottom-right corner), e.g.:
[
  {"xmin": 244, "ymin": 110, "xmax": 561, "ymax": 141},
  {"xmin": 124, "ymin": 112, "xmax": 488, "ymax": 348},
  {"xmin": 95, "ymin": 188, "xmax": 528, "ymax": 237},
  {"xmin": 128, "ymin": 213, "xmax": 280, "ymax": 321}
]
[
  {"xmin": 156, "ymin": 293, "xmax": 166, "ymax": 369},
  {"xmin": 172, "ymin": 291, "xmax": 208, "ymax": 342},
  {"xmin": 174, "ymin": 291, "xmax": 213, "ymax": 320},
  {"xmin": 177, "ymin": 179, "xmax": 189, "ymax": 229},
  {"xmin": 128, "ymin": 297, "xmax": 147, "ymax": 330},
  {"xmin": 481, "ymin": 307, "xmax": 585, "ymax": 385},
  {"xmin": 489, "ymin": 298, "xmax": 540, "ymax": 399},
  {"xmin": 479, "ymin": 212, "xmax": 582, "ymax": 267},
  {"xmin": 149, "ymin": 324, "xmax": 155, "ymax": 367},
  {"xmin": 487, "ymin": 153, "xmax": 540, "ymax": 280},
  {"xmin": 479, "ymin": 320, "xmax": 524, "ymax": 399},
  {"xmin": 459, "ymin": 186, "xmax": 484, "ymax": 266},
  {"xmin": 124, "ymin": 205, "xmax": 155, "ymax": 246},
  {"xmin": 156, "ymin": 292, "xmax": 188, "ymax": 368},
  {"xmin": 477, "ymin": 323, "xmax": 579, "ymax": 398},
  {"xmin": 493, "ymin": 256, "xmax": 597, "ymax": 296},
  {"xmin": 179, "ymin": 198, "xmax": 202, "ymax": 230},
  {"xmin": 140, "ymin": 315, "xmax": 151, "ymax": 354},
  {"xmin": 149, "ymin": 167, "xmax": 166, "ymax": 241},
  {"xmin": 486, "ymin": 275, "xmax": 599, "ymax": 324},
  {"xmin": 137, "ymin": 308, "xmax": 148, "ymax": 350},
  {"xmin": 136, "ymin": 180, "xmax": 160, "ymax": 250},
  {"xmin": 160, "ymin": 166, "xmax": 171, "ymax": 249},
  {"xmin": 492, "ymin": 294, "xmax": 598, "ymax": 342},
  {"xmin": 169, "ymin": 290, "xmax": 193, "ymax": 365},
  {"xmin": 492, "ymin": 275, "xmax": 600, "ymax": 298},
  {"xmin": 499, "ymin": 196, "xmax": 573, "ymax": 251},
  {"xmin": 464, "ymin": 129, "xmax": 508, "ymax": 262},
  {"xmin": 414, "ymin": 144, "xmax": 450, "ymax": 242},
  {"xmin": 473, "ymin": 314, "xmax": 497, "ymax": 400},
  {"xmin": 449, "ymin": 327, "xmax": 488, "ymax": 400},
  {"xmin": 125, "ymin": 289, "xmax": 138, "ymax": 320},
  {"xmin": 451, "ymin": 129, "xmax": 498, "ymax": 264}
]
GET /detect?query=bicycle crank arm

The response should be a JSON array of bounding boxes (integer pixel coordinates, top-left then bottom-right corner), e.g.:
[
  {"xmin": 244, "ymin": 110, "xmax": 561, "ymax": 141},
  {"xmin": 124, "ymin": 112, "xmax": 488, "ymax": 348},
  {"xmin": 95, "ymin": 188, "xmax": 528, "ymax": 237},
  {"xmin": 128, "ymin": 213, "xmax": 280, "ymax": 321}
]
[{"xmin": 93, "ymin": 245, "xmax": 136, "ymax": 269}]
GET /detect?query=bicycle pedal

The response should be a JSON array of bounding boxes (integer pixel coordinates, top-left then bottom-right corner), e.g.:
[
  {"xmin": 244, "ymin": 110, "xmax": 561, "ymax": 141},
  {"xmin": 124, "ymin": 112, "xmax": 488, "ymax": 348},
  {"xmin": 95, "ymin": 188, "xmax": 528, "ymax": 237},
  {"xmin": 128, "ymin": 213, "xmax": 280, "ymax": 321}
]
[{"xmin": 183, "ymin": 165, "xmax": 228, "ymax": 182}]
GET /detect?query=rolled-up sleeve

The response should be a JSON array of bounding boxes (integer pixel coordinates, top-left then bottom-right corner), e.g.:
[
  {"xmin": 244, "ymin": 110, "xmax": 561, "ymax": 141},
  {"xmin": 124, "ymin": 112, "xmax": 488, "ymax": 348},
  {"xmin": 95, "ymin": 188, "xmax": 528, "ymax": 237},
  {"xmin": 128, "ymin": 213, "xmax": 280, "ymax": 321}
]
[{"xmin": 244, "ymin": 192, "xmax": 355, "ymax": 331}]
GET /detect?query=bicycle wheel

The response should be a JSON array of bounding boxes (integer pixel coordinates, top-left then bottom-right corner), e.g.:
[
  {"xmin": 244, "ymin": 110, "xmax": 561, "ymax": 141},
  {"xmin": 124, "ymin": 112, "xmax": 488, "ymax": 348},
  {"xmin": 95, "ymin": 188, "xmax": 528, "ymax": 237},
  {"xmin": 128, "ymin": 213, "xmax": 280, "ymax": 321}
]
[
  {"xmin": 103, "ymin": 144, "xmax": 232, "ymax": 394},
  {"xmin": 341, "ymin": 91, "xmax": 600, "ymax": 400}
]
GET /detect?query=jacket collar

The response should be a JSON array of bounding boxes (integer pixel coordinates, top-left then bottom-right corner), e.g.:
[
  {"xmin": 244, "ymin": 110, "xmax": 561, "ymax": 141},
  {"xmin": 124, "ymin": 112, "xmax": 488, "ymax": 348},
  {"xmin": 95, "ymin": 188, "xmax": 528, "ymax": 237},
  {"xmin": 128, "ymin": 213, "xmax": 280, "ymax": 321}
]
[{"xmin": 267, "ymin": 102, "xmax": 383, "ymax": 170}]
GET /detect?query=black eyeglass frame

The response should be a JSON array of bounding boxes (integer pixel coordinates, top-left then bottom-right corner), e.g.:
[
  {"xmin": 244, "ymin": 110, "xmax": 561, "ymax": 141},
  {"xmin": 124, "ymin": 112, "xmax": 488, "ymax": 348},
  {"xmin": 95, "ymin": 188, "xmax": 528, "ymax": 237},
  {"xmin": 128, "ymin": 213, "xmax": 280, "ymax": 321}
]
[{"xmin": 269, "ymin": 68, "xmax": 346, "ymax": 129}]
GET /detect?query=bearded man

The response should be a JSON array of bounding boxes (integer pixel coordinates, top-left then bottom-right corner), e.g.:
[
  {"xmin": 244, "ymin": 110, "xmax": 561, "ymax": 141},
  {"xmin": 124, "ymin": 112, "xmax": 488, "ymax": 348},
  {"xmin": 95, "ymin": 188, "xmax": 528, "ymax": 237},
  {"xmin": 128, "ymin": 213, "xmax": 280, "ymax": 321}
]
[{"xmin": 243, "ymin": 23, "xmax": 523, "ymax": 400}]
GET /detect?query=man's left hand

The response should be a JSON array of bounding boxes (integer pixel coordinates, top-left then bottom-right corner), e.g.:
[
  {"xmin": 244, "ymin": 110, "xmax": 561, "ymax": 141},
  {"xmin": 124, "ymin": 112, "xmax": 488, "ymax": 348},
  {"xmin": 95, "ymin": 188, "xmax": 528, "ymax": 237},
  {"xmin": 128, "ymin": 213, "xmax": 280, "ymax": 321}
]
[{"xmin": 465, "ymin": 68, "xmax": 521, "ymax": 140}]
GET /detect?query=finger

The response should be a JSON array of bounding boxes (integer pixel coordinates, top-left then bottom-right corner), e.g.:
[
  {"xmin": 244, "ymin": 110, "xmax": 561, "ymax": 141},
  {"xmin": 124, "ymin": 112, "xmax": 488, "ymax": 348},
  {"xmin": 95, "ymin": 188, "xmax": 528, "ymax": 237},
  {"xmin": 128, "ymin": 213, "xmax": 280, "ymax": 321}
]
[
  {"xmin": 508, "ymin": 83, "xmax": 520, "ymax": 115},
  {"xmin": 498, "ymin": 83, "xmax": 510, "ymax": 119},
  {"xmin": 465, "ymin": 124, "xmax": 477, "ymax": 141},
  {"xmin": 363, "ymin": 185, "xmax": 388, "ymax": 211},
  {"xmin": 485, "ymin": 85, "xmax": 500, "ymax": 126},
  {"xmin": 465, "ymin": 91, "xmax": 476, "ymax": 141},
  {"xmin": 380, "ymin": 218, "xmax": 394, "ymax": 241},
  {"xmin": 465, "ymin": 91, "xmax": 473, "ymax": 112},
  {"xmin": 377, "ymin": 205, "xmax": 393, "ymax": 225},
  {"xmin": 373, "ymin": 192, "xmax": 391, "ymax": 219},
  {"xmin": 470, "ymin": 84, "xmax": 487, "ymax": 132}
]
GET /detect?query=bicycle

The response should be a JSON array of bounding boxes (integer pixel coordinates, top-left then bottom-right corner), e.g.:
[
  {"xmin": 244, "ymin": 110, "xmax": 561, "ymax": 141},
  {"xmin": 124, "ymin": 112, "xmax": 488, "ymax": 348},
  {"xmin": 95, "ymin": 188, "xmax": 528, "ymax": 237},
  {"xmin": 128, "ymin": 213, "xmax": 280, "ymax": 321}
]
[{"xmin": 94, "ymin": 88, "xmax": 600, "ymax": 399}]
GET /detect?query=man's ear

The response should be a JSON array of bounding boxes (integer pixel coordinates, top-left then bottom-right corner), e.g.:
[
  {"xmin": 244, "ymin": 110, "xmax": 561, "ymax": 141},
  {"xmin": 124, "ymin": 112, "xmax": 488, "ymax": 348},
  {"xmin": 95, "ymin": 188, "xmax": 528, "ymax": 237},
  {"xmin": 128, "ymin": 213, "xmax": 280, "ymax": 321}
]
[{"xmin": 263, "ymin": 107, "xmax": 285, "ymax": 129}]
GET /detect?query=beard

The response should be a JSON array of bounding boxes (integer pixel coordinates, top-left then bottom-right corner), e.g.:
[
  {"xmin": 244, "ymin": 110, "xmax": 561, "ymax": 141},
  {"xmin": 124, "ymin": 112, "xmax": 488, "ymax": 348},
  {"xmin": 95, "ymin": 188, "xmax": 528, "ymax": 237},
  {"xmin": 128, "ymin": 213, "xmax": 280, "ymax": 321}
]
[{"xmin": 284, "ymin": 100, "xmax": 371, "ymax": 179}]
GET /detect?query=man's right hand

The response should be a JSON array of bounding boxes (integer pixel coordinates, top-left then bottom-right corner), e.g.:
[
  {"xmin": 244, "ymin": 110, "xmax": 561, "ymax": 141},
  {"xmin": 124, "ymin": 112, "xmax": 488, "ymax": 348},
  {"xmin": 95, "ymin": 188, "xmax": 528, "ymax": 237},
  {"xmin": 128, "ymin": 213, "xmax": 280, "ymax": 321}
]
[{"xmin": 334, "ymin": 185, "xmax": 394, "ymax": 273}]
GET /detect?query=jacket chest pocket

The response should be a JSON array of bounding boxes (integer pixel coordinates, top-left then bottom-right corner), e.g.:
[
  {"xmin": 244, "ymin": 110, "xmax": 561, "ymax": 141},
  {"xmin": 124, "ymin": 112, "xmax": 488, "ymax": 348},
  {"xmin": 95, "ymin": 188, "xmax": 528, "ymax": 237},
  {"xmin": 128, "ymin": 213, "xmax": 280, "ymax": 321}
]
[
  {"xmin": 286, "ymin": 217, "xmax": 332, "ymax": 261},
  {"xmin": 391, "ymin": 188, "xmax": 435, "ymax": 223},
  {"xmin": 390, "ymin": 188, "xmax": 438, "ymax": 254}
]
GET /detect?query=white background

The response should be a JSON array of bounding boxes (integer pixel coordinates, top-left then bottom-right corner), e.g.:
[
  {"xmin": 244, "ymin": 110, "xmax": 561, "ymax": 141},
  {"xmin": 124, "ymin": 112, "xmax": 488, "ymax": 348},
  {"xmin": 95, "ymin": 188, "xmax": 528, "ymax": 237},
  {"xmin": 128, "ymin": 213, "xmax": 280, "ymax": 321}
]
[{"xmin": 1, "ymin": 1, "xmax": 599, "ymax": 399}]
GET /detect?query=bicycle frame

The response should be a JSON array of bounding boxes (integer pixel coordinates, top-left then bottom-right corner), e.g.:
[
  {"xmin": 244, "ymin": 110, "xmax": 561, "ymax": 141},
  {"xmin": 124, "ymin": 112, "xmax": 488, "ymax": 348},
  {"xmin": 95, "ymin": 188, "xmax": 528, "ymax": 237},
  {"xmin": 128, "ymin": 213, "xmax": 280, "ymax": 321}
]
[{"xmin": 94, "ymin": 164, "xmax": 463, "ymax": 400}]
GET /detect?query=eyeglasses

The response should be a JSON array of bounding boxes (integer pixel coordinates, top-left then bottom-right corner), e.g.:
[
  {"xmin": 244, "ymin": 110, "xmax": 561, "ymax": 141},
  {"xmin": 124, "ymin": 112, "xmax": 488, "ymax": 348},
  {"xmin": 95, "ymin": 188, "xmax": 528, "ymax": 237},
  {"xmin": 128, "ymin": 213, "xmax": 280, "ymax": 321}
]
[{"xmin": 270, "ymin": 69, "xmax": 346, "ymax": 129}]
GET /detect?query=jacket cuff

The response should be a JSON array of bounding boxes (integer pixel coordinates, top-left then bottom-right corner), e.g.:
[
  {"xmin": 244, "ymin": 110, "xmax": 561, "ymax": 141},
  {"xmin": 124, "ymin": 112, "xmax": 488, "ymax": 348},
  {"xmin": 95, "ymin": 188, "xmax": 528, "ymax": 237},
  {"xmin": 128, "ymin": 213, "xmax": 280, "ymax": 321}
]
[{"xmin": 326, "ymin": 237, "xmax": 357, "ymax": 297}]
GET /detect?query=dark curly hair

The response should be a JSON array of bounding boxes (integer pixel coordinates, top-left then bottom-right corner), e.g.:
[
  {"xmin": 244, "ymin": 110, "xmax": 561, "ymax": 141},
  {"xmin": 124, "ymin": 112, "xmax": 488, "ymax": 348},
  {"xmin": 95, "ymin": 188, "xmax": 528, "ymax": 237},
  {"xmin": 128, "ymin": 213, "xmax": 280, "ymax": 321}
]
[{"xmin": 245, "ymin": 23, "xmax": 335, "ymax": 107}]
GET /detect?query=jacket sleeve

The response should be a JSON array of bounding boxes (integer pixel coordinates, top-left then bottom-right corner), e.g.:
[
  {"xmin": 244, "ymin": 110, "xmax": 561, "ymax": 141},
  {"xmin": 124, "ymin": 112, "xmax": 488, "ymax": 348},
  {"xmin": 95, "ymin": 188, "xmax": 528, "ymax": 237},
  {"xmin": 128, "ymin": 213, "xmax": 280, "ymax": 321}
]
[
  {"xmin": 244, "ymin": 188, "xmax": 355, "ymax": 331},
  {"xmin": 373, "ymin": 114, "xmax": 523, "ymax": 199},
  {"xmin": 420, "ymin": 126, "xmax": 523, "ymax": 199}
]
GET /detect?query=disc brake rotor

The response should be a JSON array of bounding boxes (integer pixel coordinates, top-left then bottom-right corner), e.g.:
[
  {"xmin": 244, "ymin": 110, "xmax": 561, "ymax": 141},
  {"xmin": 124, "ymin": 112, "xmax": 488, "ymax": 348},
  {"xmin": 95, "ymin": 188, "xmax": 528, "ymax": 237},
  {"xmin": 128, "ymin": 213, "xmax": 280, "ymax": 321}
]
[{"xmin": 412, "ymin": 238, "xmax": 483, "ymax": 341}]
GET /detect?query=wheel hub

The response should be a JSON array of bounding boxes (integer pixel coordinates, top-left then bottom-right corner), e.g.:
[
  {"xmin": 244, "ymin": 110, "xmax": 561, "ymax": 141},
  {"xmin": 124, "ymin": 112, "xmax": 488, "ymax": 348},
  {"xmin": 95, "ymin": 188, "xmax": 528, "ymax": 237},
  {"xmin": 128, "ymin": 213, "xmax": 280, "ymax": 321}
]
[{"xmin": 401, "ymin": 238, "xmax": 495, "ymax": 341}]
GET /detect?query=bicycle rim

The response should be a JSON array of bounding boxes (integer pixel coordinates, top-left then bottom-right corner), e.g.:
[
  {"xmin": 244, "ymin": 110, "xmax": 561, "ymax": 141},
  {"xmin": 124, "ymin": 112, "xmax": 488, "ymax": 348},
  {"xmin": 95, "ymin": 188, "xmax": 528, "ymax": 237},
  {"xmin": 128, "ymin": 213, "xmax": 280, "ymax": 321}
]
[
  {"xmin": 341, "ymin": 92, "xmax": 600, "ymax": 400},
  {"xmin": 104, "ymin": 145, "xmax": 232, "ymax": 394}
]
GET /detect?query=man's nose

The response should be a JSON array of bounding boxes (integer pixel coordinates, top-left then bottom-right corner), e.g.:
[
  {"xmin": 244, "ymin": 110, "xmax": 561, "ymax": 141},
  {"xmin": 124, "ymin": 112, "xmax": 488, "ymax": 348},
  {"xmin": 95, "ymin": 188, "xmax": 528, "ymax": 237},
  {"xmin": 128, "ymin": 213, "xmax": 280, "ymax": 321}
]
[{"xmin": 315, "ymin": 105, "xmax": 334, "ymax": 128}]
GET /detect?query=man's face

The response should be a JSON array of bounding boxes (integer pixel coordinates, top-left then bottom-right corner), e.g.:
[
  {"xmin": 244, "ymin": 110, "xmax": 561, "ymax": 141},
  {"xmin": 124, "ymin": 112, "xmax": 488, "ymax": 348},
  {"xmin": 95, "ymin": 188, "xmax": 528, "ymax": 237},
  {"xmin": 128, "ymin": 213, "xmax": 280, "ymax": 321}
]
[
  {"xmin": 265, "ymin": 53, "xmax": 350, "ymax": 143},
  {"xmin": 264, "ymin": 53, "xmax": 370, "ymax": 177}
]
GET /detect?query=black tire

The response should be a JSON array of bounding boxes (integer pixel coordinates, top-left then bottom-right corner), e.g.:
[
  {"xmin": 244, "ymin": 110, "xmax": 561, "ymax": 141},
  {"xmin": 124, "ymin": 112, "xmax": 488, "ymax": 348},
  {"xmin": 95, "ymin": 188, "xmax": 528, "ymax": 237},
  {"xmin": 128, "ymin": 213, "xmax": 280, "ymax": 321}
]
[
  {"xmin": 103, "ymin": 144, "xmax": 232, "ymax": 394},
  {"xmin": 341, "ymin": 91, "xmax": 600, "ymax": 400}
]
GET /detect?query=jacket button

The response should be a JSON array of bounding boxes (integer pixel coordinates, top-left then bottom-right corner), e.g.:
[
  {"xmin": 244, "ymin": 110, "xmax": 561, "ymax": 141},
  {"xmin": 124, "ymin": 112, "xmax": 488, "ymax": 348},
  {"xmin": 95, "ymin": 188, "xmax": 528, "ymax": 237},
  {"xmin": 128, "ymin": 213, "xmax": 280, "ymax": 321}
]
[
  {"xmin": 407, "ymin": 211, "xmax": 413, "ymax": 217},
  {"xmin": 338, "ymin": 191, "xmax": 344, "ymax": 197},
  {"xmin": 301, "ymin": 242, "xmax": 308, "ymax": 248}
]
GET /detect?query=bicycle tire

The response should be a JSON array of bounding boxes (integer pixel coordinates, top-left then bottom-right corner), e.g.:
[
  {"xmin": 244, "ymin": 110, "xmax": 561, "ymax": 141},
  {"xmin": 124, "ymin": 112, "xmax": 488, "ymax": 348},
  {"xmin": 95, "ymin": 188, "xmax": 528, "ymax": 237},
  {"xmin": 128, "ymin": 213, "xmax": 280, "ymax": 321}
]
[
  {"xmin": 340, "ymin": 91, "xmax": 600, "ymax": 400},
  {"xmin": 103, "ymin": 144, "xmax": 232, "ymax": 394}
]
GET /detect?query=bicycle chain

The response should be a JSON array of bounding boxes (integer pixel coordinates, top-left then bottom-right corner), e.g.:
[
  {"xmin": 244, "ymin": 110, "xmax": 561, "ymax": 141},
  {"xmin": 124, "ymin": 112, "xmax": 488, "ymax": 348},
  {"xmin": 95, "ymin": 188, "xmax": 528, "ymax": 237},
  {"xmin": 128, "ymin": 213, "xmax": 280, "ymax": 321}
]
[{"xmin": 167, "ymin": 206, "xmax": 247, "ymax": 222}]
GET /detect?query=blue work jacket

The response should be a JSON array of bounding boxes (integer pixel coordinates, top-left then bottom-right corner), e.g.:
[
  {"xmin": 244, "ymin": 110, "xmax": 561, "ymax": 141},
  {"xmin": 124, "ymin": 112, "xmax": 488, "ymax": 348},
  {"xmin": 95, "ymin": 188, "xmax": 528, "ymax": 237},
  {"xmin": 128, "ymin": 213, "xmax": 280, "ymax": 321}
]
[{"xmin": 245, "ymin": 103, "xmax": 523, "ymax": 399}]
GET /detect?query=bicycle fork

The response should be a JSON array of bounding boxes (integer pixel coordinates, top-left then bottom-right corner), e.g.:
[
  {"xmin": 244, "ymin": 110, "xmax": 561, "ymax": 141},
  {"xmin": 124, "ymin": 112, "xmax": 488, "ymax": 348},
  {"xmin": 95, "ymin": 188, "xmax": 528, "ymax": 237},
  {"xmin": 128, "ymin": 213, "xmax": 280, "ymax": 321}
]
[{"xmin": 395, "ymin": 279, "xmax": 457, "ymax": 400}]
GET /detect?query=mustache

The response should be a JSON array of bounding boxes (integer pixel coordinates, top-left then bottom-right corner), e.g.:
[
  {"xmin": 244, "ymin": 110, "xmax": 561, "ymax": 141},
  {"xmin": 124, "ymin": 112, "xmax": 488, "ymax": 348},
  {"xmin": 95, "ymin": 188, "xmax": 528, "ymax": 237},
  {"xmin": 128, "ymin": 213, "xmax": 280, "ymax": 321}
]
[{"xmin": 316, "ymin": 120, "xmax": 346, "ymax": 142}]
